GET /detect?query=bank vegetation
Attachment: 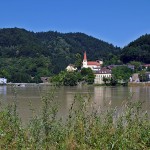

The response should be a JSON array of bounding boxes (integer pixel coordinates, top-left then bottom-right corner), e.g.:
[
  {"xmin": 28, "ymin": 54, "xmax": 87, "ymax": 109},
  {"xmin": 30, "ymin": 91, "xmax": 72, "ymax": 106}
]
[{"xmin": 0, "ymin": 89, "xmax": 150, "ymax": 149}]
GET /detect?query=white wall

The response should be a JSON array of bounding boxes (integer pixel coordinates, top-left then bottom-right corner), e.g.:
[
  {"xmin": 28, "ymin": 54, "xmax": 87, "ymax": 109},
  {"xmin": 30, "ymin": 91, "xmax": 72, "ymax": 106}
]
[
  {"xmin": 0, "ymin": 78, "xmax": 7, "ymax": 84},
  {"xmin": 94, "ymin": 74, "xmax": 111, "ymax": 84}
]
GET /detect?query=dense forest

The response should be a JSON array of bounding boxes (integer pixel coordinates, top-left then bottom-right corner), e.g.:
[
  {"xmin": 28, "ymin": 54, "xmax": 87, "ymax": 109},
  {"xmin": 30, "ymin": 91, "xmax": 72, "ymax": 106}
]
[
  {"xmin": 0, "ymin": 28, "xmax": 121, "ymax": 82},
  {"xmin": 0, "ymin": 28, "xmax": 150, "ymax": 83},
  {"xmin": 121, "ymin": 34, "xmax": 150, "ymax": 63}
]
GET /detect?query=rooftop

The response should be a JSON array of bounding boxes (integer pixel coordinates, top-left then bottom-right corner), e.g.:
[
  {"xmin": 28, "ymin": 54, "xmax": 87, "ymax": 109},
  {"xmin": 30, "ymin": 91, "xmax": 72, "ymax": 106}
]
[
  {"xmin": 95, "ymin": 68, "xmax": 111, "ymax": 74},
  {"xmin": 87, "ymin": 61, "xmax": 100, "ymax": 66}
]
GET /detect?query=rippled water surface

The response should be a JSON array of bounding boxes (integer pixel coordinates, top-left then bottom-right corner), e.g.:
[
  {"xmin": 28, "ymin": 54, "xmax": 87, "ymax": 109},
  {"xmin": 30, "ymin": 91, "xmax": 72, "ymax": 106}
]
[{"xmin": 0, "ymin": 85, "xmax": 150, "ymax": 123}]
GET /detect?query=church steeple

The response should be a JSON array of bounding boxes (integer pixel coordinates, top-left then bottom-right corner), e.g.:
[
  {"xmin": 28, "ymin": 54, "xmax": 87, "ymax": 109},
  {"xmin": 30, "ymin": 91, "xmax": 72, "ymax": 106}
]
[
  {"xmin": 84, "ymin": 51, "xmax": 87, "ymax": 61},
  {"xmin": 83, "ymin": 51, "xmax": 88, "ymax": 68}
]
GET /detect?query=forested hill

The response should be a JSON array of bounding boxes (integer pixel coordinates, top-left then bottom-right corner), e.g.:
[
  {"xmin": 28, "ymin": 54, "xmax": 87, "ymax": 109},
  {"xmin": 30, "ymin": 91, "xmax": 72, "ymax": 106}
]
[
  {"xmin": 121, "ymin": 34, "xmax": 150, "ymax": 63},
  {"xmin": 36, "ymin": 32, "xmax": 120, "ymax": 60},
  {"xmin": 0, "ymin": 28, "xmax": 120, "ymax": 59},
  {"xmin": 0, "ymin": 27, "xmax": 121, "ymax": 82}
]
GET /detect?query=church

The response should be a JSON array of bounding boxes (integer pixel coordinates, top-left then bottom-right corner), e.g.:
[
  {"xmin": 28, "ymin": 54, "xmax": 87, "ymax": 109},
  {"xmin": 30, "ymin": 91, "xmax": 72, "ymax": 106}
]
[
  {"xmin": 82, "ymin": 51, "xmax": 103, "ymax": 71},
  {"xmin": 82, "ymin": 51, "xmax": 111, "ymax": 84}
]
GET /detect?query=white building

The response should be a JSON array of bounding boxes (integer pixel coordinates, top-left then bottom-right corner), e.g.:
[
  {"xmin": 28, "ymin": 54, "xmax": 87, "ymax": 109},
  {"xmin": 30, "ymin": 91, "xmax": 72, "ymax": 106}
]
[
  {"xmin": 82, "ymin": 51, "xmax": 103, "ymax": 71},
  {"xmin": 94, "ymin": 68, "xmax": 111, "ymax": 84},
  {"xmin": 82, "ymin": 51, "xmax": 111, "ymax": 84},
  {"xmin": 66, "ymin": 64, "xmax": 77, "ymax": 72},
  {"xmin": 0, "ymin": 78, "xmax": 7, "ymax": 84}
]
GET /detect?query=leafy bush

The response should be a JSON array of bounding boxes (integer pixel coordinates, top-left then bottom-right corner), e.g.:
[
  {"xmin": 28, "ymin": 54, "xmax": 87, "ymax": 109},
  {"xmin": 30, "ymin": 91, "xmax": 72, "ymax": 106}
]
[{"xmin": 51, "ymin": 68, "xmax": 95, "ymax": 86}]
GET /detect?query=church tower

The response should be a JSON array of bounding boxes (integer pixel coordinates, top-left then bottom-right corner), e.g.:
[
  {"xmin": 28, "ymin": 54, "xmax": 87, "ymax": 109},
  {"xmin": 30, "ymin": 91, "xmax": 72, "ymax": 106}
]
[{"xmin": 82, "ymin": 51, "xmax": 88, "ymax": 68}]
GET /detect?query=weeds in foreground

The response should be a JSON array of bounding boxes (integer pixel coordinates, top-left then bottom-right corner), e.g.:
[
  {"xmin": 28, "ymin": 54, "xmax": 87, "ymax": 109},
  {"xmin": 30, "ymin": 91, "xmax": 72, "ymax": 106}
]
[{"xmin": 0, "ymin": 90, "xmax": 150, "ymax": 150}]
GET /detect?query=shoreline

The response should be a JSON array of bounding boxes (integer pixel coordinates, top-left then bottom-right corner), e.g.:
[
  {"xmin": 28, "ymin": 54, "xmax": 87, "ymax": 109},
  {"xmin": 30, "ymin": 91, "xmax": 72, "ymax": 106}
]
[
  {"xmin": 5, "ymin": 83, "xmax": 53, "ymax": 87},
  {"xmin": 128, "ymin": 82, "xmax": 150, "ymax": 86},
  {"xmin": 1, "ymin": 82, "xmax": 150, "ymax": 87}
]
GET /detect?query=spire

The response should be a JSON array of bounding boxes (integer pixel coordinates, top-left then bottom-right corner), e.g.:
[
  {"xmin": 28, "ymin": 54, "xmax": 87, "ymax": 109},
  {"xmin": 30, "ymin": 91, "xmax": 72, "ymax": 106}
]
[{"xmin": 84, "ymin": 51, "xmax": 87, "ymax": 61}]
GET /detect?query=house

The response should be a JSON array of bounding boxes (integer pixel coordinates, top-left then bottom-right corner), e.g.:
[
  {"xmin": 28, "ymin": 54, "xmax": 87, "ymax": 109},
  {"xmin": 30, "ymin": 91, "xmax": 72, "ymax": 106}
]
[
  {"xmin": 40, "ymin": 77, "xmax": 50, "ymax": 83},
  {"xmin": 142, "ymin": 64, "xmax": 150, "ymax": 69},
  {"xmin": 145, "ymin": 72, "xmax": 150, "ymax": 81},
  {"xmin": 94, "ymin": 68, "xmax": 111, "ymax": 84},
  {"xmin": 131, "ymin": 73, "xmax": 140, "ymax": 82},
  {"xmin": 131, "ymin": 72, "xmax": 150, "ymax": 82},
  {"xmin": 66, "ymin": 64, "xmax": 77, "ymax": 72},
  {"xmin": 82, "ymin": 51, "xmax": 103, "ymax": 71},
  {"xmin": 0, "ymin": 78, "xmax": 7, "ymax": 84}
]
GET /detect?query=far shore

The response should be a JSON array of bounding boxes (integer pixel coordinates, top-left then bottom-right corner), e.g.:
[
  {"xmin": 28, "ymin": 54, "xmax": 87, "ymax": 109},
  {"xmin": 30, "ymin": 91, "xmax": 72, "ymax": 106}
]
[
  {"xmin": 128, "ymin": 82, "xmax": 150, "ymax": 86},
  {"xmin": 5, "ymin": 82, "xmax": 53, "ymax": 86},
  {"xmin": 1, "ymin": 82, "xmax": 150, "ymax": 87}
]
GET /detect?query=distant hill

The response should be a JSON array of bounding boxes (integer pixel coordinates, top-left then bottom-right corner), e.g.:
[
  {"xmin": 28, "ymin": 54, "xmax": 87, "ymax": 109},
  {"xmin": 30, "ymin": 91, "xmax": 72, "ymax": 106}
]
[
  {"xmin": 0, "ymin": 28, "xmax": 120, "ymax": 59},
  {"xmin": 0, "ymin": 27, "xmax": 121, "ymax": 82},
  {"xmin": 121, "ymin": 34, "xmax": 150, "ymax": 63}
]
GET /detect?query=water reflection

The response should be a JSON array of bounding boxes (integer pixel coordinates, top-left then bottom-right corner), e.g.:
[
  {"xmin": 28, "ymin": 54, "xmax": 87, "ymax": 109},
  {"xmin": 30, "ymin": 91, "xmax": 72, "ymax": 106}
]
[
  {"xmin": 93, "ymin": 86, "xmax": 112, "ymax": 106},
  {"xmin": 0, "ymin": 86, "xmax": 7, "ymax": 101},
  {"xmin": 0, "ymin": 85, "xmax": 149, "ymax": 123},
  {"xmin": 128, "ymin": 86, "xmax": 150, "ymax": 110},
  {"xmin": 0, "ymin": 86, "xmax": 7, "ymax": 95}
]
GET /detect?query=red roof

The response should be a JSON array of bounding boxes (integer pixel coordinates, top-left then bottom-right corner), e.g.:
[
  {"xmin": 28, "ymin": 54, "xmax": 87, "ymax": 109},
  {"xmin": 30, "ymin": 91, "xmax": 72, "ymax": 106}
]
[
  {"xmin": 84, "ymin": 51, "xmax": 87, "ymax": 61},
  {"xmin": 143, "ymin": 64, "xmax": 150, "ymax": 67},
  {"xmin": 87, "ymin": 61, "xmax": 100, "ymax": 66}
]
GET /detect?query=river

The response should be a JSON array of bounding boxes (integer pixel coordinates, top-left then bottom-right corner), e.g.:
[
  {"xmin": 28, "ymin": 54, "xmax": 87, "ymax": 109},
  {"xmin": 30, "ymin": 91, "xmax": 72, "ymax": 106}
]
[{"xmin": 0, "ymin": 85, "xmax": 150, "ymax": 123}]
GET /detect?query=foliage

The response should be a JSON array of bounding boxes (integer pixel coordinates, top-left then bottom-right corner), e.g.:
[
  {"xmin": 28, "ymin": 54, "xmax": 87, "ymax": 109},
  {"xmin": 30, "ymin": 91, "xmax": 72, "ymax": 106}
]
[
  {"xmin": 129, "ymin": 61, "xmax": 142, "ymax": 72},
  {"xmin": 121, "ymin": 34, "xmax": 150, "ymax": 63},
  {"xmin": 63, "ymin": 72, "xmax": 78, "ymax": 86},
  {"xmin": 103, "ymin": 76, "xmax": 110, "ymax": 85},
  {"xmin": 31, "ymin": 75, "xmax": 43, "ymax": 83},
  {"xmin": 103, "ymin": 53, "xmax": 122, "ymax": 66},
  {"xmin": 0, "ymin": 57, "xmax": 52, "ymax": 83},
  {"xmin": 0, "ymin": 91, "xmax": 150, "ymax": 149},
  {"xmin": 112, "ymin": 66, "xmax": 133, "ymax": 83},
  {"xmin": 51, "ymin": 71, "xmax": 66, "ymax": 85},
  {"xmin": 51, "ymin": 71, "xmax": 79, "ymax": 86},
  {"xmin": 51, "ymin": 68, "xmax": 95, "ymax": 86},
  {"xmin": 138, "ymin": 70, "xmax": 147, "ymax": 82},
  {"xmin": 74, "ymin": 53, "xmax": 82, "ymax": 70},
  {"xmin": 0, "ymin": 28, "xmax": 121, "ymax": 82},
  {"xmin": 80, "ymin": 68, "xmax": 95, "ymax": 84},
  {"xmin": 110, "ymin": 76, "xmax": 118, "ymax": 86},
  {"xmin": 1, "ymin": 28, "xmax": 150, "ymax": 83},
  {"xmin": 147, "ymin": 66, "xmax": 150, "ymax": 71}
]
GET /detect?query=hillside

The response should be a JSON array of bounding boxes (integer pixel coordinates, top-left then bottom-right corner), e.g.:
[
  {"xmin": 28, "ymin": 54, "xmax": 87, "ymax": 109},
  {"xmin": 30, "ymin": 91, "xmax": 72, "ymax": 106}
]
[
  {"xmin": 121, "ymin": 34, "xmax": 150, "ymax": 63},
  {"xmin": 0, "ymin": 28, "xmax": 121, "ymax": 82}
]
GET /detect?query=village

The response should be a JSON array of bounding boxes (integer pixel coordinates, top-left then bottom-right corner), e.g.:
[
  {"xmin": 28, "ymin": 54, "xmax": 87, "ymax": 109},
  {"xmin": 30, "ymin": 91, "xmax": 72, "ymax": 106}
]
[
  {"xmin": 0, "ymin": 0, "xmax": 150, "ymax": 149},
  {"xmin": 0, "ymin": 51, "xmax": 150, "ymax": 86},
  {"xmin": 66, "ymin": 51, "xmax": 150, "ymax": 85}
]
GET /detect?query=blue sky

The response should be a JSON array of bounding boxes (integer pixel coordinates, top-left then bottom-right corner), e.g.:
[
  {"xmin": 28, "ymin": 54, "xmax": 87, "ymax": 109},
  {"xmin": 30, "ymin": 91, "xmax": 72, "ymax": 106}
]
[{"xmin": 0, "ymin": 0, "xmax": 150, "ymax": 47}]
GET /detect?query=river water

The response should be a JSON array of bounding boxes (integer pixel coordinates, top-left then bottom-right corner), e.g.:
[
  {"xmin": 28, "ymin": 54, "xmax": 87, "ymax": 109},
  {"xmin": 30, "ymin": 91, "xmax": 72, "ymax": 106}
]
[{"xmin": 0, "ymin": 85, "xmax": 150, "ymax": 123}]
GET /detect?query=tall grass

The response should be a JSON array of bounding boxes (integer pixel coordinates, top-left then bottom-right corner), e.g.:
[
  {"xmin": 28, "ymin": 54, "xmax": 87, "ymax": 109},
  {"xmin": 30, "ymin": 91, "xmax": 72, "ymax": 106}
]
[{"xmin": 0, "ymin": 88, "xmax": 150, "ymax": 149}]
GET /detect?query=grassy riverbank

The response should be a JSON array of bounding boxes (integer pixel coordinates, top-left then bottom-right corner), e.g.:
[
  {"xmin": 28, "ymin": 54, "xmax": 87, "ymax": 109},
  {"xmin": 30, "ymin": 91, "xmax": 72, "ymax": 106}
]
[{"xmin": 0, "ymin": 90, "xmax": 150, "ymax": 149}]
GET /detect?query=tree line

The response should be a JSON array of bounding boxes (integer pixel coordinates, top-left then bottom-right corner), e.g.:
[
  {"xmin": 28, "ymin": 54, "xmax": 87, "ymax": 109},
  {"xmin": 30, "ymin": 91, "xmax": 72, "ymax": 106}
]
[
  {"xmin": 0, "ymin": 28, "xmax": 150, "ymax": 83},
  {"xmin": 0, "ymin": 28, "xmax": 120, "ymax": 82}
]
